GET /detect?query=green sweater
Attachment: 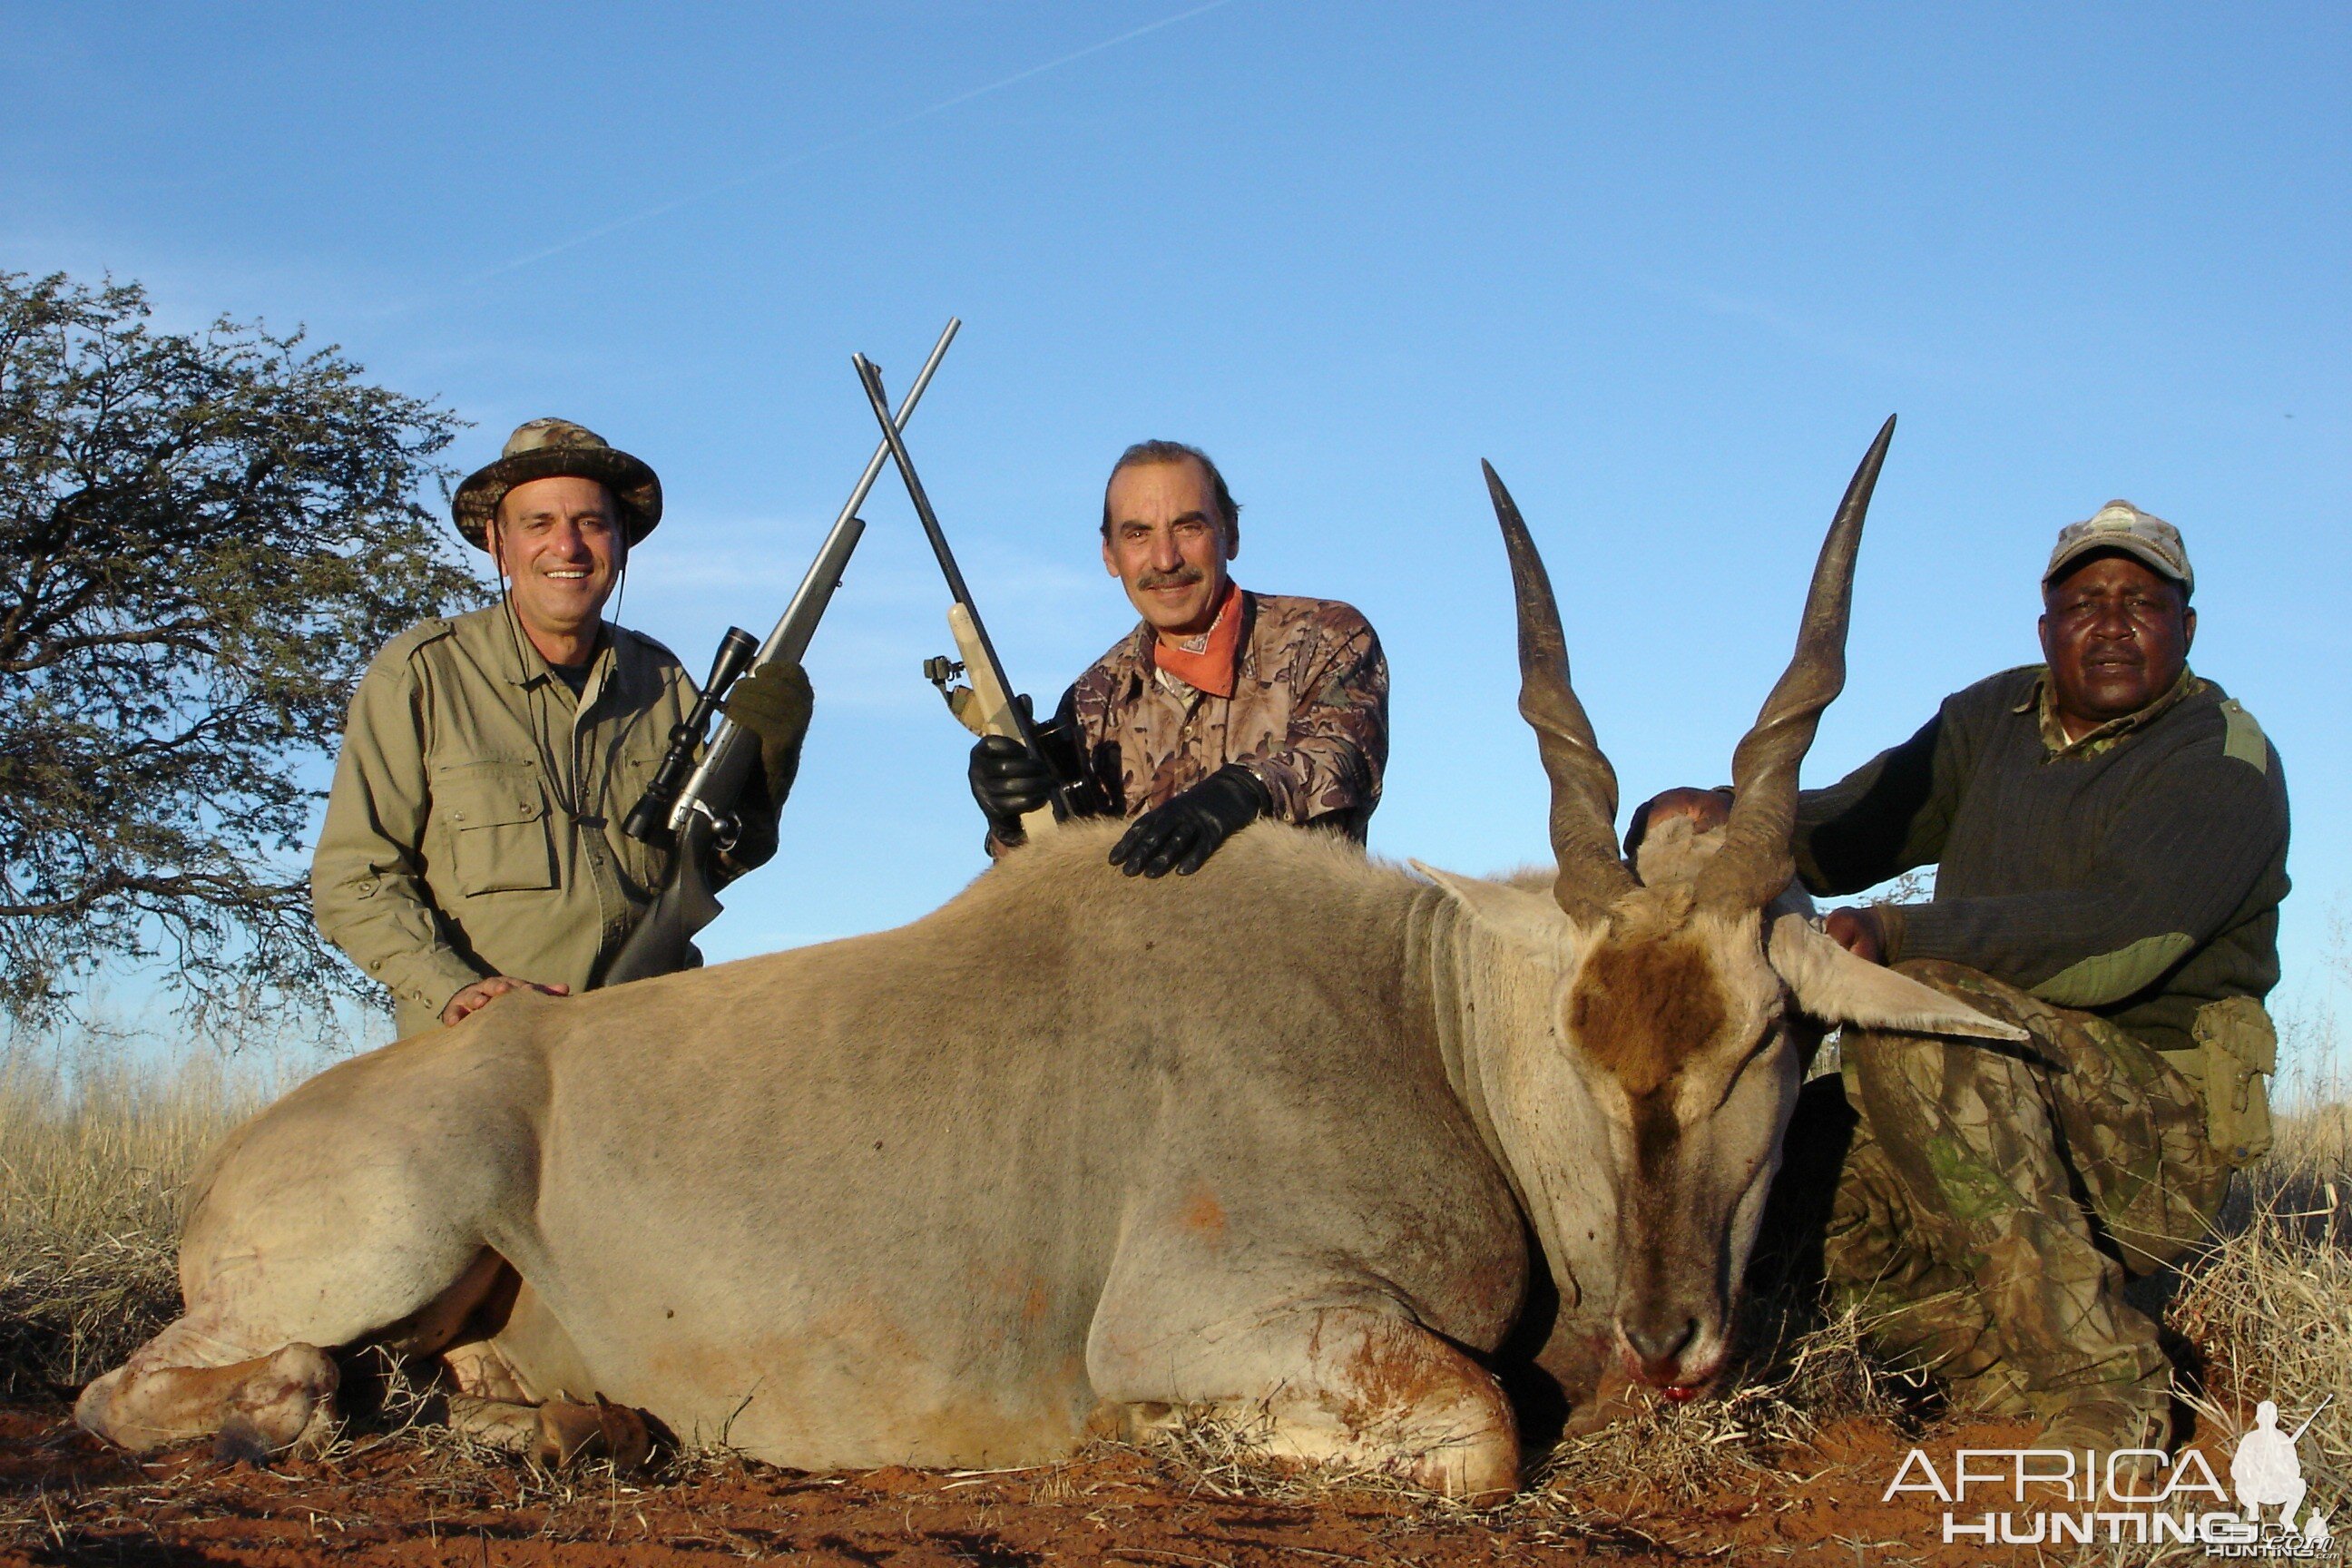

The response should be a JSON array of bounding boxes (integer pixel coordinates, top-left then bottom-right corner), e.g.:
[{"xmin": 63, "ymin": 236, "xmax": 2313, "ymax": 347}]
[{"xmin": 1793, "ymin": 666, "xmax": 2289, "ymax": 1056}]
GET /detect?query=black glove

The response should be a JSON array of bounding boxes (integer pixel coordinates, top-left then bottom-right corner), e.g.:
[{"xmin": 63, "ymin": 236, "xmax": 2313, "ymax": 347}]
[
  {"xmin": 970, "ymin": 733, "xmax": 1056, "ymax": 840},
  {"xmin": 721, "ymin": 659, "xmax": 813, "ymax": 804},
  {"xmin": 1109, "ymin": 764, "xmax": 1270, "ymax": 878}
]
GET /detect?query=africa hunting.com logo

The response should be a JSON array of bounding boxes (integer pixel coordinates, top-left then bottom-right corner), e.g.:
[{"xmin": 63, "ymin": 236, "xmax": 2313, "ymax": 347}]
[{"xmin": 1881, "ymin": 1397, "xmax": 2337, "ymax": 1556}]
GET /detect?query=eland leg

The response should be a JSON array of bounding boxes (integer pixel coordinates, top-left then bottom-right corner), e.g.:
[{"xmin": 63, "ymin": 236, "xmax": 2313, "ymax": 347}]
[
  {"xmin": 77, "ymin": 1250, "xmax": 648, "ymax": 1468},
  {"xmin": 1090, "ymin": 1300, "xmax": 1519, "ymax": 1501},
  {"xmin": 442, "ymin": 1391, "xmax": 653, "ymax": 1470},
  {"xmin": 436, "ymin": 1299, "xmax": 652, "ymax": 1471},
  {"xmin": 75, "ymin": 1310, "xmax": 340, "ymax": 1459},
  {"xmin": 78, "ymin": 1244, "xmax": 514, "ymax": 1458},
  {"xmin": 77, "ymin": 1018, "xmax": 583, "ymax": 1460}
]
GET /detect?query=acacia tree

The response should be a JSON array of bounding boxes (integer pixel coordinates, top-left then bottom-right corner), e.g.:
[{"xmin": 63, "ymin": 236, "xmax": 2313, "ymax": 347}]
[{"xmin": 0, "ymin": 270, "xmax": 480, "ymax": 1028}]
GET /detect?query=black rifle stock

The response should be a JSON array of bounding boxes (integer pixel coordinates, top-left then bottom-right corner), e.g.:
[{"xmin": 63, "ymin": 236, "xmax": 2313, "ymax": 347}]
[{"xmin": 599, "ymin": 318, "xmax": 962, "ymax": 987}]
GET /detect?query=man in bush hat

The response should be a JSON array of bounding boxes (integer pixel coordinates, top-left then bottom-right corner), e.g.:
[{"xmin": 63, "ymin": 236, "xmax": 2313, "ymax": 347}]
[
  {"xmin": 1634, "ymin": 500, "xmax": 2288, "ymax": 1460},
  {"xmin": 313, "ymin": 418, "xmax": 813, "ymax": 1035}
]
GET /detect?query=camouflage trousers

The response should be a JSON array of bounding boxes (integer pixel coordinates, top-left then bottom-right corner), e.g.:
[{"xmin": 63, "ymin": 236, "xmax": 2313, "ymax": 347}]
[{"xmin": 1817, "ymin": 960, "xmax": 2231, "ymax": 1417}]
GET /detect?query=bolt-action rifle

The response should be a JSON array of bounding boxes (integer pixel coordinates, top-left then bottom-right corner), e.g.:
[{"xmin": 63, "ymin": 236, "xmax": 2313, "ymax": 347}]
[
  {"xmin": 597, "ymin": 318, "xmax": 962, "ymax": 986},
  {"xmin": 851, "ymin": 351, "xmax": 1072, "ymax": 840}
]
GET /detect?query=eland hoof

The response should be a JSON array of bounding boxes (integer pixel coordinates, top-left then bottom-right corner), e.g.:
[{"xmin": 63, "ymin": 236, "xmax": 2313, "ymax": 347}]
[{"xmin": 532, "ymin": 1397, "xmax": 652, "ymax": 1472}]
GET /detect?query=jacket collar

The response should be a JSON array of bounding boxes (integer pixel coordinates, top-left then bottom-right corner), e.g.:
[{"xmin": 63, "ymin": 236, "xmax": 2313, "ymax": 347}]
[
  {"xmin": 1118, "ymin": 589, "xmax": 1260, "ymax": 698},
  {"xmin": 2015, "ymin": 663, "xmax": 2201, "ymax": 759},
  {"xmin": 466, "ymin": 604, "xmax": 623, "ymax": 707}
]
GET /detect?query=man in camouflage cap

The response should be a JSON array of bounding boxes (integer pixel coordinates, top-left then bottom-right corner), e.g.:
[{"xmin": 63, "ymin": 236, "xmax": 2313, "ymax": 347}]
[
  {"xmin": 313, "ymin": 418, "xmax": 815, "ymax": 1034},
  {"xmin": 1638, "ymin": 499, "xmax": 2288, "ymax": 1455},
  {"xmin": 968, "ymin": 439, "xmax": 1387, "ymax": 874}
]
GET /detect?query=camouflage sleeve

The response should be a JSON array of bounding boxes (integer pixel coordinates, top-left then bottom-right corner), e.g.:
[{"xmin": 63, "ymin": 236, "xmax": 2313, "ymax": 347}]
[
  {"xmin": 1054, "ymin": 670, "xmax": 1128, "ymax": 820},
  {"xmin": 309, "ymin": 653, "xmax": 485, "ymax": 1020},
  {"xmin": 1234, "ymin": 612, "xmax": 1389, "ymax": 828}
]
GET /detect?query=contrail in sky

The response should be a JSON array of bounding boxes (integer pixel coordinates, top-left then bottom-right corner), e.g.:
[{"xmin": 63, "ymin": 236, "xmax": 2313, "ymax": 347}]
[{"xmin": 467, "ymin": 0, "xmax": 1242, "ymax": 287}]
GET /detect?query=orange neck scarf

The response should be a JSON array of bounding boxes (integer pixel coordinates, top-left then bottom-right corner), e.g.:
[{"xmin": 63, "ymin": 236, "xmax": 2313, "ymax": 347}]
[{"xmin": 1152, "ymin": 580, "xmax": 1244, "ymax": 698}]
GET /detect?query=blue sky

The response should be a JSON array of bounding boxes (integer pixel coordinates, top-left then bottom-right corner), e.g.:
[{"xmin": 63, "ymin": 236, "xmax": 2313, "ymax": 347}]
[{"xmin": 5, "ymin": 3, "xmax": 2347, "ymax": 1055}]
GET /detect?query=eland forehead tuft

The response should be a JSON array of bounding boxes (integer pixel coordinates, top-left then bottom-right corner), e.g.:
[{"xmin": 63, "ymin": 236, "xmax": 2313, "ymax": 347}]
[{"xmin": 1567, "ymin": 934, "xmax": 1730, "ymax": 1098}]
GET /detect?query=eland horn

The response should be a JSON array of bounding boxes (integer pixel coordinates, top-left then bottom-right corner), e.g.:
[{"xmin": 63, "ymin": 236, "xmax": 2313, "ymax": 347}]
[
  {"xmin": 1697, "ymin": 416, "xmax": 1896, "ymax": 913},
  {"xmin": 1485, "ymin": 460, "xmax": 1638, "ymax": 925}
]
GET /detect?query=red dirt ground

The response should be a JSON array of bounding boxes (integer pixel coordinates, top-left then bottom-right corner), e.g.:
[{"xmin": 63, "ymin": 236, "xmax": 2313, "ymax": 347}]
[{"xmin": 0, "ymin": 1403, "xmax": 2220, "ymax": 1566}]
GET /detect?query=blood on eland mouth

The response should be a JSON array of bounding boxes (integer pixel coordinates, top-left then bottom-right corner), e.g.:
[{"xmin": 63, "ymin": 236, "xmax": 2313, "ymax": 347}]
[
  {"xmin": 1648, "ymin": 1364, "xmax": 1724, "ymax": 1398},
  {"xmin": 1624, "ymin": 1350, "xmax": 1727, "ymax": 1394}
]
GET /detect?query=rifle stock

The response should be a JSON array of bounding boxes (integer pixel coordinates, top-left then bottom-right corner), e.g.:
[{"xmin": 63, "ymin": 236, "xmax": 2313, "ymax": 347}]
[
  {"xmin": 602, "ymin": 812, "xmax": 723, "ymax": 986},
  {"xmin": 854, "ymin": 349, "xmax": 1073, "ymax": 832},
  {"xmin": 944, "ymin": 603, "xmax": 1057, "ymax": 840}
]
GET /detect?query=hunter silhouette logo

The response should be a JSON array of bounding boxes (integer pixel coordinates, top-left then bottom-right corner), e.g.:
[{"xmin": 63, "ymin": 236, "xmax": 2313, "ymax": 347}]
[
  {"xmin": 2233, "ymin": 1398, "xmax": 2332, "ymax": 1544},
  {"xmin": 1881, "ymin": 1396, "xmax": 2340, "ymax": 1553}
]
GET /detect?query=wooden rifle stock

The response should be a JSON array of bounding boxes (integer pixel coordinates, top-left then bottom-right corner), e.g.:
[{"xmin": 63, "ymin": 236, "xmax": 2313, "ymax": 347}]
[{"xmin": 853, "ymin": 349, "xmax": 1073, "ymax": 836}]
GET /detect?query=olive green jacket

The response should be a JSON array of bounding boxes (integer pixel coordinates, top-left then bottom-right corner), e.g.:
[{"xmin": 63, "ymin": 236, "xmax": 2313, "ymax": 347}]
[{"xmin": 313, "ymin": 606, "xmax": 710, "ymax": 1036}]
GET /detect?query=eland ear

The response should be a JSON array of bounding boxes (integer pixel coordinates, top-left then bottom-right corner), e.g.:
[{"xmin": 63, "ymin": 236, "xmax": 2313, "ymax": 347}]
[
  {"xmin": 1768, "ymin": 915, "xmax": 2028, "ymax": 1042},
  {"xmin": 1411, "ymin": 861, "xmax": 1583, "ymax": 946}
]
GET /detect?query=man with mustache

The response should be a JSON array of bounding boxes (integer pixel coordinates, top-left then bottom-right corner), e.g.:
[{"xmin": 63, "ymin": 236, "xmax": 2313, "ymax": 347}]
[
  {"xmin": 969, "ymin": 439, "xmax": 1387, "ymax": 876},
  {"xmin": 313, "ymin": 419, "xmax": 813, "ymax": 1035},
  {"xmin": 1640, "ymin": 502, "xmax": 2289, "ymax": 1460}
]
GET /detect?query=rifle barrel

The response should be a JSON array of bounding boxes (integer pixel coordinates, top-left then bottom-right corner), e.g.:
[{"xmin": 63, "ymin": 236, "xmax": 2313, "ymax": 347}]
[
  {"xmin": 852, "ymin": 353, "xmax": 979, "ymax": 607},
  {"xmin": 766, "ymin": 320, "xmax": 961, "ymax": 666},
  {"xmin": 663, "ymin": 318, "xmax": 960, "ymax": 835},
  {"xmin": 851, "ymin": 353, "xmax": 1028, "ymax": 749},
  {"xmin": 852, "ymin": 352, "xmax": 1071, "ymax": 821}
]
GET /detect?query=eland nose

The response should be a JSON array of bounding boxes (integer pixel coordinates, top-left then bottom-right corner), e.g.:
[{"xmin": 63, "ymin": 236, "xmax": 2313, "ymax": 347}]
[{"xmin": 1621, "ymin": 1317, "xmax": 1698, "ymax": 1367}]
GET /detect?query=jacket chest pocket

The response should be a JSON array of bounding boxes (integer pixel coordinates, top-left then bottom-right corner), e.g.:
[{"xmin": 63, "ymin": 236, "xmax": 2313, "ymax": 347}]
[
  {"xmin": 1227, "ymin": 681, "xmax": 1292, "ymax": 758},
  {"xmin": 437, "ymin": 765, "xmax": 556, "ymax": 896}
]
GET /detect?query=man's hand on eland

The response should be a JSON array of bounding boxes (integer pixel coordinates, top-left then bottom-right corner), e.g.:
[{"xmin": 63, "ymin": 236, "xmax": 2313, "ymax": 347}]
[
  {"xmin": 441, "ymin": 975, "xmax": 572, "ymax": 1027},
  {"xmin": 1822, "ymin": 906, "xmax": 1886, "ymax": 965},
  {"xmin": 1624, "ymin": 786, "xmax": 1734, "ymax": 858}
]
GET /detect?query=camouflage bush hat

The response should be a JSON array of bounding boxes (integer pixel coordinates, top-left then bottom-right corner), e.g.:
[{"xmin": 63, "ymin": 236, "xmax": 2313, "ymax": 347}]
[
  {"xmin": 2043, "ymin": 500, "xmax": 2193, "ymax": 596},
  {"xmin": 451, "ymin": 418, "xmax": 662, "ymax": 551}
]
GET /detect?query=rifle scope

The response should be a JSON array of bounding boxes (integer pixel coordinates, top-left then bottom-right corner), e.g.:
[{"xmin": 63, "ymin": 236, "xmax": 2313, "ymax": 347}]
[{"xmin": 621, "ymin": 627, "xmax": 760, "ymax": 849}]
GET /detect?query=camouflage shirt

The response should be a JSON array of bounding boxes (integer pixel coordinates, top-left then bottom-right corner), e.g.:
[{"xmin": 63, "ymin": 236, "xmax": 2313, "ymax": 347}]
[{"xmin": 1050, "ymin": 591, "xmax": 1388, "ymax": 840}]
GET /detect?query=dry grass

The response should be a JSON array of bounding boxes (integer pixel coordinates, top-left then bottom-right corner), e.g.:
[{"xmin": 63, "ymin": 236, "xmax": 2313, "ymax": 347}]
[
  {"xmin": 0, "ymin": 1040, "xmax": 273, "ymax": 1396},
  {"xmin": 1529, "ymin": 1292, "xmax": 1908, "ymax": 1504},
  {"xmin": 1080, "ymin": 1289, "xmax": 1914, "ymax": 1564},
  {"xmin": 2174, "ymin": 1100, "xmax": 2352, "ymax": 1471}
]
